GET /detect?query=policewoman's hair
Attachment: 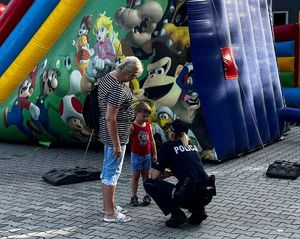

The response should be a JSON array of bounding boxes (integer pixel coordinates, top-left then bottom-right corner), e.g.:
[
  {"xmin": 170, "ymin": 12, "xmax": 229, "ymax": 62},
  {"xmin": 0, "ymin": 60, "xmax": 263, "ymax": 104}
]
[
  {"xmin": 116, "ymin": 56, "xmax": 143, "ymax": 77},
  {"xmin": 170, "ymin": 119, "xmax": 190, "ymax": 146}
]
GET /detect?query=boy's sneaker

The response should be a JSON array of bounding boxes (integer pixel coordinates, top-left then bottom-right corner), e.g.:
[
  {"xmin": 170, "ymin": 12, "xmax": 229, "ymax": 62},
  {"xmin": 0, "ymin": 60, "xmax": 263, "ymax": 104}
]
[
  {"xmin": 130, "ymin": 196, "xmax": 139, "ymax": 207},
  {"xmin": 142, "ymin": 195, "xmax": 151, "ymax": 206}
]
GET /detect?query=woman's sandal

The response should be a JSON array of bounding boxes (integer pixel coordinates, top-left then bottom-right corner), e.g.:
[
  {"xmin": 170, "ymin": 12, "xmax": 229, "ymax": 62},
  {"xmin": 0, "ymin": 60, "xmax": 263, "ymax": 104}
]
[
  {"xmin": 101, "ymin": 205, "xmax": 128, "ymax": 214},
  {"xmin": 103, "ymin": 212, "xmax": 131, "ymax": 223}
]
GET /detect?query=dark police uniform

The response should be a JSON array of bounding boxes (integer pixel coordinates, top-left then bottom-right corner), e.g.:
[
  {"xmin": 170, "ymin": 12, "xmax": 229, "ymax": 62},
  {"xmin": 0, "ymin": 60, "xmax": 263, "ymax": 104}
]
[{"xmin": 144, "ymin": 139, "xmax": 215, "ymax": 222}]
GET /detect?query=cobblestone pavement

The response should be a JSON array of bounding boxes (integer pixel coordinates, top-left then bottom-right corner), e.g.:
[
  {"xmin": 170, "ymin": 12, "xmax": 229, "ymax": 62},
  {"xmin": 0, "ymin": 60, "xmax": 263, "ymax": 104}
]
[{"xmin": 0, "ymin": 127, "xmax": 300, "ymax": 239}]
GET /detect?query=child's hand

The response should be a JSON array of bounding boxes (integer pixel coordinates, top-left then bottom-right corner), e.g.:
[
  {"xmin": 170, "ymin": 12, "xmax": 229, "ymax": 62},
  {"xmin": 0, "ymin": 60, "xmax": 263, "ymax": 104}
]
[{"xmin": 152, "ymin": 155, "xmax": 157, "ymax": 163}]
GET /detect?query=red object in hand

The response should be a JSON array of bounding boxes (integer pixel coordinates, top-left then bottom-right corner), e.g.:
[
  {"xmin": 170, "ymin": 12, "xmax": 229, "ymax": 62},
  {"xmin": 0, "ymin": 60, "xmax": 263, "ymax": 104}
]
[
  {"xmin": 0, "ymin": 3, "xmax": 6, "ymax": 16},
  {"xmin": 220, "ymin": 47, "xmax": 239, "ymax": 80}
]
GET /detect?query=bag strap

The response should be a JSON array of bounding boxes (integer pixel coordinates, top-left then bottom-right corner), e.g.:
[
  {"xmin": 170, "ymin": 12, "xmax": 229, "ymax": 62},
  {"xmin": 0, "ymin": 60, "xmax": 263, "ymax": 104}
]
[{"xmin": 79, "ymin": 129, "xmax": 94, "ymax": 167}]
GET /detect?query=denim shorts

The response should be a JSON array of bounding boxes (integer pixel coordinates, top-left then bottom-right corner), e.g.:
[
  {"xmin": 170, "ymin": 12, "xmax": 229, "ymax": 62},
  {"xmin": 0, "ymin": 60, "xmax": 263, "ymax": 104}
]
[
  {"xmin": 100, "ymin": 145, "xmax": 126, "ymax": 186},
  {"xmin": 130, "ymin": 152, "xmax": 151, "ymax": 172}
]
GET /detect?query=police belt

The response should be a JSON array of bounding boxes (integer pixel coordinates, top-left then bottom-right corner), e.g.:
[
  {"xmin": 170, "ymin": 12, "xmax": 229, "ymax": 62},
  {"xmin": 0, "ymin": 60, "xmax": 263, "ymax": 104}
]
[{"xmin": 176, "ymin": 177, "xmax": 214, "ymax": 195}]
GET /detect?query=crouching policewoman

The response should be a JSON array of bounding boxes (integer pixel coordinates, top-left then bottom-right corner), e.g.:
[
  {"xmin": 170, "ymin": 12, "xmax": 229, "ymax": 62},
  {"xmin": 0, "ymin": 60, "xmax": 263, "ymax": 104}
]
[{"xmin": 144, "ymin": 119, "xmax": 216, "ymax": 228}]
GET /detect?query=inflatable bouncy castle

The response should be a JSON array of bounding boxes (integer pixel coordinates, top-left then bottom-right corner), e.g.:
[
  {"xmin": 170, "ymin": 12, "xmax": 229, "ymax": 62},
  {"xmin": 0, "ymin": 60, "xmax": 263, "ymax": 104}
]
[
  {"xmin": 0, "ymin": 0, "xmax": 291, "ymax": 161},
  {"xmin": 274, "ymin": 19, "xmax": 300, "ymax": 108},
  {"xmin": 274, "ymin": 24, "xmax": 299, "ymax": 88}
]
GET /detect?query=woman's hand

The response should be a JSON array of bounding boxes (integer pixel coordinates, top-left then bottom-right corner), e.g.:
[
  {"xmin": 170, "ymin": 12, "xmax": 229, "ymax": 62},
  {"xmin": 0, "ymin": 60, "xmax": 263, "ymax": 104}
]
[{"xmin": 113, "ymin": 145, "xmax": 122, "ymax": 158}]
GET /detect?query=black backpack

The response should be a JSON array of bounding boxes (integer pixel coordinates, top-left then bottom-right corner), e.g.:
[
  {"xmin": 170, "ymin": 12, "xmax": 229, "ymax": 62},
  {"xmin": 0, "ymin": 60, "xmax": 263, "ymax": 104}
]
[{"xmin": 83, "ymin": 85, "xmax": 100, "ymax": 135}]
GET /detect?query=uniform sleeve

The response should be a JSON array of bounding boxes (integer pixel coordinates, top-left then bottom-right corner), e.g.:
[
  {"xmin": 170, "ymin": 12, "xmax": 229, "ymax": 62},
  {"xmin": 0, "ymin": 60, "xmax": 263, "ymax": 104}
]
[{"xmin": 107, "ymin": 83, "xmax": 122, "ymax": 108}]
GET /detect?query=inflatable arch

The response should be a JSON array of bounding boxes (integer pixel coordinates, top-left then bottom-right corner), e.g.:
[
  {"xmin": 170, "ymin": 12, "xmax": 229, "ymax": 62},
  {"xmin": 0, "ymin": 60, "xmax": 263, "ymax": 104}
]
[
  {"xmin": 274, "ymin": 17, "xmax": 300, "ymax": 108},
  {"xmin": 0, "ymin": 0, "xmax": 60, "ymax": 75},
  {"xmin": 0, "ymin": 0, "xmax": 34, "ymax": 46},
  {"xmin": 0, "ymin": 0, "xmax": 291, "ymax": 161},
  {"xmin": 274, "ymin": 24, "xmax": 299, "ymax": 88},
  {"xmin": 274, "ymin": 19, "xmax": 300, "ymax": 124}
]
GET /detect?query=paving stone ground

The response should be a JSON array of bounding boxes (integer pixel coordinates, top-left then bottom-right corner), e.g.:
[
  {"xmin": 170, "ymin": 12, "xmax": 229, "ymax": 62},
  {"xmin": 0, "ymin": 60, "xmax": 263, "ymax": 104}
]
[{"xmin": 0, "ymin": 126, "xmax": 300, "ymax": 239}]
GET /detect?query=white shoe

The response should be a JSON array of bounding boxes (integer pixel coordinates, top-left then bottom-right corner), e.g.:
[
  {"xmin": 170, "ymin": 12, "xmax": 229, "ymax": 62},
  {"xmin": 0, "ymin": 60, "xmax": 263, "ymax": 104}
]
[
  {"xmin": 101, "ymin": 205, "xmax": 128, "ymax": 214},
  {"xmin": 103, "ymin": 212, "xmax": 131, "ymax": 223}
]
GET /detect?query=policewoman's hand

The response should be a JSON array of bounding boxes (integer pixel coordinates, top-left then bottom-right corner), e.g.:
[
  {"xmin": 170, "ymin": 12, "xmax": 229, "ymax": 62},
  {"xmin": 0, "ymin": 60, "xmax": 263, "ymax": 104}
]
[{"xmin": 161, "ymin": 168, "xmax": 172, "ymax": 179}]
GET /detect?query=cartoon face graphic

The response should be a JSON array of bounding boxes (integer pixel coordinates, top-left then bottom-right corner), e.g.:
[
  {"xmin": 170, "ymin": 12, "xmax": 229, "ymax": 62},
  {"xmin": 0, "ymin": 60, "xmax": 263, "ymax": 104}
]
[
  {"xmin": 18, "ymin": 68, "xmax": 37, "ymax": 98},
  {"xmin": 157, "ymin": 112, "xmax": 172, "ymax": 130},
  {"xmin": 79, "ymin": 22, "xmax": 89, "ymax": 37},
  {"xmin": 42, "ymin": 69, "xmax": 59, "ymax": 95},
  {"xmin": 95, "ymin": 25, "xmax": 107, "ymax": 43},
  {"xmin": 142, "ymin": 57, "xmax": 182, "ymax": 108},
  {"xmin": 138, "ymin": 130, "xmax": 149, "ymax": 146},
  {"xmin": 19, "ymin": 77, "xmax": 34, "ymax": 98},
  {"xmin": 94, "ymin": 13, "xmax": 112, "ymax": 44},
  {"xmin": 67, "ymin": 117, "xmax": 84, "ymax": 130},
  {"xmin": 77, "ymin": 15, "xmax": 92, "ymax": 40},
  {"xmin": 115, "ymin": 0, "xmax": 164, "ymax": 47}
]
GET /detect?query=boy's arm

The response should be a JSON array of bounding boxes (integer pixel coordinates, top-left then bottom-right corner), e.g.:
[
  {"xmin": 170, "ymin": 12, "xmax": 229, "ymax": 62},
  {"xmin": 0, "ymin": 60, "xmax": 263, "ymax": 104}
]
[
  {"xmin": 130, "ymin": 123, "xmax": 134, "ymax": 135},
  {"xmin": 149, "ymin": 124, "xmax": 157, "ymax": 162}
]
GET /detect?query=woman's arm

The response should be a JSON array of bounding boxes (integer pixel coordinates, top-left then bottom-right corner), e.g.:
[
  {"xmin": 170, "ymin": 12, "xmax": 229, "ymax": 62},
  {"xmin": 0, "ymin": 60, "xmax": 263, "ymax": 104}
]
[{"xmin": 106, "ymin": 104, "xmax": 121, "ymax": 158}]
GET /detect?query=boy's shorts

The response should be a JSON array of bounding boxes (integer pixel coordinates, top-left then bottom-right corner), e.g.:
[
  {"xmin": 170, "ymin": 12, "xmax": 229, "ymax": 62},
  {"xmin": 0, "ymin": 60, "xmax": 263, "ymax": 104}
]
[
  {"xmin": 130, "ymin": 152, "xmax": 151, "ymax": 172},
  {"xmin": 101, "ymin": 145, "xmax": 126, "ymax": 186}
]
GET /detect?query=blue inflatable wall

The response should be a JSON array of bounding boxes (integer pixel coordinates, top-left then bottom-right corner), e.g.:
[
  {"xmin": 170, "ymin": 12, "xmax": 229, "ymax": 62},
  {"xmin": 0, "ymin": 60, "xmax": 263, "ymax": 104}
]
[{"xmin": 187, "ymin": 0, "xmax": 285, "ymax": 160}]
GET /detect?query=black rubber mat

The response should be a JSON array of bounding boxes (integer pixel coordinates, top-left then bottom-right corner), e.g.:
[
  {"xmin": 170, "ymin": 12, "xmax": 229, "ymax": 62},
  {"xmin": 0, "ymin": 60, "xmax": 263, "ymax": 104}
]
[
  {"xmin": 42, "ymin": 167, "xmax": 100, "ymax": 186},
  {"xmin": 266, "ymin": 160, "xmax": 300, "ymax": 180}
]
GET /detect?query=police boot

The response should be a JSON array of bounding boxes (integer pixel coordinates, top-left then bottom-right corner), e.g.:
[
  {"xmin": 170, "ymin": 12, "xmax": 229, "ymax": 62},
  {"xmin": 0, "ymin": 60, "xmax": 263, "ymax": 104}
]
[
  {"xmin": 165, "ymin": 209, "xmax": 187, "ymax": 228},
  {"xmin": 209, "ymin": 175, "xmax": 216, "ymax": 196},
  {"xmin": 188, "ymin": 208, "xmax": 207, "ymax": 225}
]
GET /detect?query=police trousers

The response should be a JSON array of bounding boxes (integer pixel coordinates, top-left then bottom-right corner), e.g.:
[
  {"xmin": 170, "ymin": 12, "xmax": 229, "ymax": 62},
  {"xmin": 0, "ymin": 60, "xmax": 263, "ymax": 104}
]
[{"xmin": 144, "ymin": 179, "xmax": 212, "ymax": 216}]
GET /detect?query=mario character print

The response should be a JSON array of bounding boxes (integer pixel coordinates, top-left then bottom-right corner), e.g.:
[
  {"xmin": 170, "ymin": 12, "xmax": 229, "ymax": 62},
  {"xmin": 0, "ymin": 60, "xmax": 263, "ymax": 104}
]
[{"xmin": 2, "ymin": 67, "xmax": 39, "ymax": 140}]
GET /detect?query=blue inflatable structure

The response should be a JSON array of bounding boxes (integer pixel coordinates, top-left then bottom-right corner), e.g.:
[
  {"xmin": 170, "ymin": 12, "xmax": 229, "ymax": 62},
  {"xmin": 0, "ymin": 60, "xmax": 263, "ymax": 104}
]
[
  {"xmin": 187, "ymin": 0, "xmax": 286, "ymax": 160},
  {"xmin": 0, "ymin": 0, "xmax": 299, "ymax": 162}
]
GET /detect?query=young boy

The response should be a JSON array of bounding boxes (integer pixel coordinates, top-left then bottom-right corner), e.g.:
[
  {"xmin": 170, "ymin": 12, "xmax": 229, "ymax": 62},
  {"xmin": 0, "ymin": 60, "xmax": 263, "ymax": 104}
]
[{"xmin": 130, "ymin": 102, "xmax": 157, "ymax": 206}]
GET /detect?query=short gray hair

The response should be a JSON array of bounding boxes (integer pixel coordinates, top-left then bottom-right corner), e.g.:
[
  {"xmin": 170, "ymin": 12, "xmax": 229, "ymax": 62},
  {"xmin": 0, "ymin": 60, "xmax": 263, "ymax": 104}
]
[{"xmin": 116, "ymin": 56, "xmax": 143, "ymax": 76}]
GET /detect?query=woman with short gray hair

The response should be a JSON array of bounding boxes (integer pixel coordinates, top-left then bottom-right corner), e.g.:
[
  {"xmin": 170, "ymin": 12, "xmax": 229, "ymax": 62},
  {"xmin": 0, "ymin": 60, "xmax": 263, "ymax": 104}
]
[{"xmin": 98, "ymin": 56, "xmax": 143, "ymax": 223}]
